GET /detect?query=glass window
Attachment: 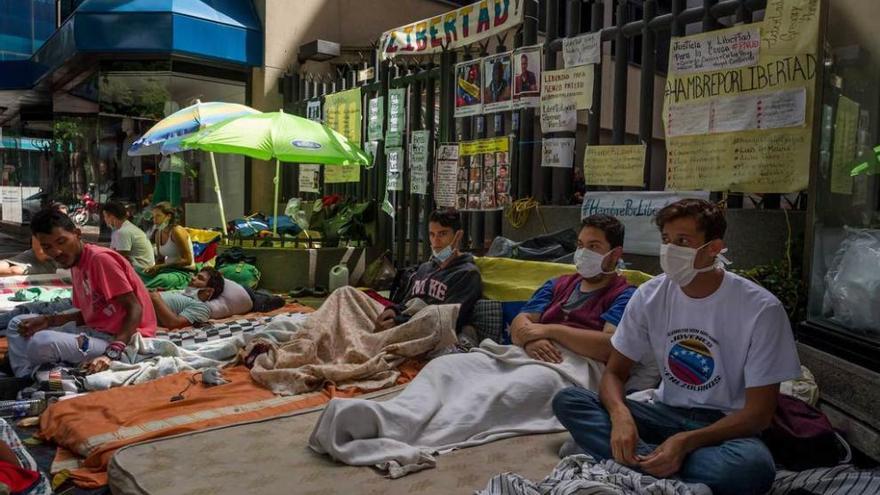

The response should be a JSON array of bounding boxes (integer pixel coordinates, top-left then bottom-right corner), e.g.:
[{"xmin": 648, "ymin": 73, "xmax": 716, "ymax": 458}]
[{"xmin": 806, "ymin": 1, "xmax": 880, "ymax": 342}]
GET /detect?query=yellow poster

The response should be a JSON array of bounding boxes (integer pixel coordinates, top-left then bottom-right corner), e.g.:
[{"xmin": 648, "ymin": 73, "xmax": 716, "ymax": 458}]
[
  {"xmin": 460, "ymin": 136, "xmax": 509, "ymax": 156},
  {"xmin": 324, "ymin": 88, "xmax": 362, "ymax": 184},
  {"xmin": 761, "ymin": 0, "xmax": 820, "ymax": 56},
  {"xmin": 584, "ymin": 145, "xmax": 646, "ymax": 187},
  {"xmin": 663, "ymin": 6, "xmax": 819, "ymax": 193},
  {"xmin": 831, "ymin": 96, "xmax": 859, "ymax": 195}
]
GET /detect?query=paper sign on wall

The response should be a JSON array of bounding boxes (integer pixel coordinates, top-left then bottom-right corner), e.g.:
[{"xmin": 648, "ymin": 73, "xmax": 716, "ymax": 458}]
[
  {"xmin": 541, "ymin": 138, "xmax": 576, "ymax": 169},
  {"xmin": 542, "ymin": 66, "xmax": 593, "ymax": 111},
  {"xmin": 761, "ymin": 0, "xmax": 820, "ymax": 56},
  {"xmin": 563, "ymin": 32, "xmax": 601, "ymax": 68},
  {"xmin": 541, "ymin": 98, "xmax": 578, "ymax": 133},
  {"xmin": 831, "ymin": 96, "xmax": 859, "ymax": 195},
  {"xmin": 386, "ymin": 147, "xmax": 404, "ymax": 191},
  {"xmin": 584, "ymin": 145, "xmax": 646, "ymax": 187},
  {"xmin": 455, "ymin": 60, "xmax": 483, "ymax": 117},
  {"xmin": 513, "ymin": 45, "xmax": 542, "ymax": 109},
  {"xmin": 368, "ymin": 97, "xmax": 384, "ymax": 141},
  {"xmin": 324, "ymin": 88, "xmax": 362, "ymax": 184},
  {"xmin": 386, "ymin": 89, "xmax": 406, "ymax": 147},
  {"xmin": 666, "ymin": 88, "xmax": 806, "ymax": 138},
  {"xmin": 670, "ymin": 28, "xmax": 760, "ymax": 75},
  {"xmin": 410, "ymin": 130, "xmax": 430, "ymax": 195},
  {"xmin": 299, "ymin": 164, "xmax": 320, "ymax": 193},
  {"xmin": 581, "ymin": 191, "xmax": 710, "ymax": 255},
  {"xmin": 434, "ymin": 144, "xmax": 460, "ymax": 208},
  {"xmin": 483, "ymin": 52, "xmax": 514, "ymax": 113}
]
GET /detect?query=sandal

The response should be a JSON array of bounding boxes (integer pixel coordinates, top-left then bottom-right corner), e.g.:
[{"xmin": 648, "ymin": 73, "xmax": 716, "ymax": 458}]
[{"xmin": 289, "ymin": 287, "xmax": 313, "ymax": 298}]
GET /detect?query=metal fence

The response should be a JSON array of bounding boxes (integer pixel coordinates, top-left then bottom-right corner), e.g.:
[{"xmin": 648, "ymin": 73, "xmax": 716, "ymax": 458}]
[{"xmin": 281, "ymin": 0, "xmax": 787, "ymax": 268}]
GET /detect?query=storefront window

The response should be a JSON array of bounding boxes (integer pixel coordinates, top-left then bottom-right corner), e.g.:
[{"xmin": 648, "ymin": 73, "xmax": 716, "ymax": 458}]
[{"xmin": 806, "ymin": 2, "xmax": 880, "ymax": 343}]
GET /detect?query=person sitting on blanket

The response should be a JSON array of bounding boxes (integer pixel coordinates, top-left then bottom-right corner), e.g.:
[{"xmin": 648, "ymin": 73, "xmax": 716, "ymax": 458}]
[
  {"xmin": 149, "ymin": 267, "xmax": 225, "ymax": 329},
  {"xmin": 6, "ymin": 208, "xmax": 158, "ymax": 378},
  {"xmin": 509, "ymin": 214, "xmax": 634, "ymax": 364},
  {"xmin": 102, "ymin": 201, "xmax": 155, "ymax": 270},
  {"xmin": 138, "ymin": 202, "xmax": 195, "ymax": 290},
  {"xmin": 376, "ymin": 208, "xmax": 482, "ymax": 332},
  {"xmin": 552, "ymin": 199, "xmax": 801, "ymax": 495}
]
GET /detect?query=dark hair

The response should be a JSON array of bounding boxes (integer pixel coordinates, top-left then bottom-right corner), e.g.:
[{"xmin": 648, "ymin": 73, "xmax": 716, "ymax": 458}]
[
  {"xmin": 580, "ymin": 214, "xmax": 625, "ymax": 249},
  {"xmin": 654, "ymin": 199, "xmax": 727, "ymax": 241},
  {"xmin": 30, "ymin": 208, "xmax": 77, "ymax": 236},
  {"xmin": 429, "ymin": 209, "xmax": 462, "ymax": 232},
  {"xmin": 101, "ymin": 201, "xmax": 127, "ymax": 220},
  {"xmin": 199, "ymin": 267, "xmax": 225, "ymax": 301}
]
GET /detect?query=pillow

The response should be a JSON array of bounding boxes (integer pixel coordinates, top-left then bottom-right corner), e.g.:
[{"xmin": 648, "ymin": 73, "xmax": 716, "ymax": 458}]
[{"xmin": 468, "ymin": 299, "xmax": 504, "ymax": 344}]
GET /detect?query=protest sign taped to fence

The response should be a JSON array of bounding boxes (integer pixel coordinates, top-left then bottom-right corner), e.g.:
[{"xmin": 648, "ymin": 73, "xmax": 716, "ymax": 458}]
[
  {"xmin": 663, "ymin": 12, "xmax": 818, "ymax": 193},
  {"xmin": 541, "ymin": 138, "xmax": 575, "ymax": 169},
  {"xmin": 435, "ymin": 144, "xmax": 460, "ymax": 207},
  {"xmin": 386, "ymin": 147, "xmax": 404, "ymax": 192},
  {"xmin": 299, "ymin": 164, "xmax": 320, "ymax": 193},
  {"xmin": 410, "ymin": 130, "xmax": 430, "ymax": 195},
  {"xmin": 483, "ymin": 52, "xmax": 514, "ymax": 113},
  {"xmin": 513, "ymin": 45, "xmax": 542, "ymax": 109},
  {"xmin": 368, "ymin": 97, "xmax": 384, "ymax": 141},
  {"xmin": 386, "ymin": 89, "xmax": 407, "ymax": 147},
  {"xmin": 584, "ymin": 145, "xmax": 645, "ymax": 187},
  {"xmin": 563, "ymin": 32, "xmax": 601, "ymax": 68},
  {"xmin": 324, "ymin": 88, "xmax": 362, "ymax": 183},
  {"xmin": 456, "ymin": 137, "xmax": 510, "ymax": 211},
  {"xmin": 455, "ymin": 60, "xmax": 483, "ymax": 117},
  {"xmin": 581, "ymin": 191, "xmax": 710, "ymax": 255}
]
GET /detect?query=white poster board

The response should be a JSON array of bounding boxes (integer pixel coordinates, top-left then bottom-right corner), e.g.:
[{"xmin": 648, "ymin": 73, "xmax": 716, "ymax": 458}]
[{"xmin": 581, "ymin": 191, "xmax": 710, "ymax": 255}]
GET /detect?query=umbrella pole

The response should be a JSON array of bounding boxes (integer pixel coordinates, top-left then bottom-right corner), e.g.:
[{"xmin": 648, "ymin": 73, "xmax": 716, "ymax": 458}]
[
  {"xmin": 273, "ymin": 158, "xmax": 280, "ymax": 237},
  {"xmin": 209, "ymin": 152, "xmax": 229, "ymax": 240}
]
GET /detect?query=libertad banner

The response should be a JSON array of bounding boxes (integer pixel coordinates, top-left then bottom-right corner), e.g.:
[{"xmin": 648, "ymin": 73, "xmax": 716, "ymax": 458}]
[{"xmin": 379, "ymin": 0, "xmax": 524, "ymax": 61}]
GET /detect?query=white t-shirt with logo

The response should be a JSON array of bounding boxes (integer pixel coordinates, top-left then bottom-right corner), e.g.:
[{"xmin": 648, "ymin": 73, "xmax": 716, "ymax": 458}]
[{"xmin": 611, "ymin": 271, "xmax": 801, "ymax": 413}]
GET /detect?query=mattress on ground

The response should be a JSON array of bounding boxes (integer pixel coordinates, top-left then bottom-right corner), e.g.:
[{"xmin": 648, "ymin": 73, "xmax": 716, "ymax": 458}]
[{"xmin": 109, "ymin": 389, "xmax": 569, "ymax": 495}]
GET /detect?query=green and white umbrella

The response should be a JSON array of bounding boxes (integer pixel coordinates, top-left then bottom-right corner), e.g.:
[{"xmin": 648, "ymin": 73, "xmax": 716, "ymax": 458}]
[{"xmin": 182, "ymin": 110, "xmax": 369, "ymax": 236}]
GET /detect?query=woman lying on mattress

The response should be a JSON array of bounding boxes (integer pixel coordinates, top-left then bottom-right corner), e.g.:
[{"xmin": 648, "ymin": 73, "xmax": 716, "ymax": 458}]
[{"xmin": 308, "ymin": 214, "xmax": 660, "ymax": 476}]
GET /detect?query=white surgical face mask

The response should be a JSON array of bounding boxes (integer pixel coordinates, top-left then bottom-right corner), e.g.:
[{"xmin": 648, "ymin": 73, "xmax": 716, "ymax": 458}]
[
  {"xmin": 660, "ymin": 241, "xmax": 729, "ymax": 287},
  {"xmin": 574, "ymin": 248, "xmax": 614, "ymax": 279}
]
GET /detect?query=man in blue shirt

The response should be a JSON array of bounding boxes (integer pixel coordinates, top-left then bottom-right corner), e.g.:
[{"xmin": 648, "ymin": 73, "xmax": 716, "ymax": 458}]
[{"xmin": 510, "ymin": 214, "xmax": 635, "ymax": 365}]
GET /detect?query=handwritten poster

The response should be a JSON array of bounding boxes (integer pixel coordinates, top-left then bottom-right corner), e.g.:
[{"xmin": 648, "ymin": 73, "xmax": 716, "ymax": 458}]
[
  {"xmin": 367, "ymin": 96, "xmax": 384, "ymax": 141},
  {"xmin": 670, "ymin": 28, "xmax": 760, "ymax": 75},
  {"xmin": 386, "ymin": 88, "xmax": 406, "ymax": 147},
  {"xmin": 831, "ymin": 96, "xmax": 859, "ymax": 195},
  {"xmin": 584, "ymin": 145, "xmax": 646, "ymax": 187},
  {"xmin": 663, "ymin": 17, "xmax": 818, "ymax": 193},
  {"xmin": 410, "ymin": 130, "xmax": 430, "ymax": 195},
  {"xmin": 386, "ymin": 147, "xmax": 403, "ymax": 191},
  {"xmin": 667, "ymin": 88, "xmax": 806, "ymax": 137},
  {"xmin": 581, "ymin": 191, "xmax": 710, "ymax": 255},
  {"xmin": 542, "ymin": 138, "xmax": 576, "ymax": 169},
  {"xmin": 563, "ymin": 32, "xmax": 601, "ymax": 68},
  {"xmin": 761, "ymin": 0, "xmax": 820, "ymax": 56},
  {"xmin": 541, "ymin": 98, "xmax": 578, "ymax": 133},
  {"xmin": 298, "ymin": 164, "xmax": 320, "ymax": 193},
  {"xmin": 542, "ymin": 66, "xmax": 593, "ymax": 110},
  {"xmin": 435, "ymin": 144, "xmax": 460, "ymax": 207},
  {"xmin": 324, "ymin": 88, "xmax": 362, "ymax": 184}
]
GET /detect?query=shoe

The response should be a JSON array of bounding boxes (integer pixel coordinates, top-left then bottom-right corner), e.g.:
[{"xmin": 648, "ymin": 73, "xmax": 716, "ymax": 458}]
[{"xmin": 289, "ymin": 287, "xmax": 312, "ymax": 298}]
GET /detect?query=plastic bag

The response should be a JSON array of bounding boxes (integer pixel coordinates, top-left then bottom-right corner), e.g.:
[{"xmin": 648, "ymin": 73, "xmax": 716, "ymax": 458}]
[{"xmin": 823, "ymin": 228, "xmax": 880, "ymax": 335}]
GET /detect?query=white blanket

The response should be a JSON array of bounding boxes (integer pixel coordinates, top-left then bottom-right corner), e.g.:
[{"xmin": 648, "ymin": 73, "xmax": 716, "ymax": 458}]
[
  {"xmin": 83, "ymin": 314, "xmax": 309, "ymax": 390},
  {"xmin": 309, "ymin": 341, "xmax": 612, "ymax": 477}
]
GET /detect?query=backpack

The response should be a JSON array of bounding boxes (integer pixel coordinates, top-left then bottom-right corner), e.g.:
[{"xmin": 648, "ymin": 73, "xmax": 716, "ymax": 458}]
[
  {"xmin": 218, "ymin": 262, "xmax": 261, "ymax": 289},
  {"xmin": 762, "ymin": 394, "xmax": 851, "ymax": 471}
]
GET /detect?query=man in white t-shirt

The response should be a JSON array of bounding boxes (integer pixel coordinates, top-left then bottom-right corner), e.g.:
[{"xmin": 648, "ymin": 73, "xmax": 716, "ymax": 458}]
[
  {"xmin": 199, "ymin": 273, "xmax": 253, "ymax": 319},
  {"xmin": 553, "ymin": 199, "xmax": 801, "ymax": 495},
  {"xmin": 102, "ymin": 202, "xmax": 155, "ymax": 270}
]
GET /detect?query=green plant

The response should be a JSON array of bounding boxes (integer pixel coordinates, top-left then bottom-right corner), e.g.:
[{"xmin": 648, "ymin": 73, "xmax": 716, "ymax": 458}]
[{"xmin": 733, "ymin": 260, "xmax": 807, "ymax": 323}]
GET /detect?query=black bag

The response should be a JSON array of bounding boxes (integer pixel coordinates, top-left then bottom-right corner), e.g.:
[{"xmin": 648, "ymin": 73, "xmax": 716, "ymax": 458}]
[
  {"xmin": 762, "ymin": 394, "xmax": 851, "ymax": 471},
  {"xmin": 216, "ymin": 247, "xmax": 257, "ymax": 267},
  {"xmin": 245, "ymin": 287, "xmax": 285, "ymax": 313}
]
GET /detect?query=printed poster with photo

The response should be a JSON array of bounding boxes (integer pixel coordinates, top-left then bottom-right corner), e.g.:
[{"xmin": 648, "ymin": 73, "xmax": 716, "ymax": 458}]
[
  {"xmin": 483, "ymin": 52, "xmax": 513, "ymax": 113},
  {"xmin": 513, "ymin": 45, "xmax": 542, "ymax": 109},
  {"xmin": 455, "ymin": 60, "xmax": 482, "ymax": 117},
  {"xmin": 455, "ymin": 137, "xmax": 511, "ymax": 211}
]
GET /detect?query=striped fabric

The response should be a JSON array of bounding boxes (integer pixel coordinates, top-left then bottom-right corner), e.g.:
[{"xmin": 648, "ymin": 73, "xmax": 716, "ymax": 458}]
[{"xmin": 479, "ymin": 455, "xmax": 880, "ymax": 495}]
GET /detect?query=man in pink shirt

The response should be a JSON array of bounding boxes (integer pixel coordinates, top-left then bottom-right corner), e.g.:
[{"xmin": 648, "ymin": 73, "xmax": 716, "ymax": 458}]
[{"xmin": 7, "ymin": 209, "xmax": 157, "ymax": 378}]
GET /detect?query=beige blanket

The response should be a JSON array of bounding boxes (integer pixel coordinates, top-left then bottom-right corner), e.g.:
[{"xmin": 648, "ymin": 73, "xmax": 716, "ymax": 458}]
[{"xmin": 248, "ymin": 287, "xmax": 459, "ymax": 395}]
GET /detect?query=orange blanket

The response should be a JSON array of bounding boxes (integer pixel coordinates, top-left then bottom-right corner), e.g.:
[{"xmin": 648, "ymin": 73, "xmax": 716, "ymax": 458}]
[{"xmin": 40, "ymin": 360, "xmax": 424, "ymax": 488}]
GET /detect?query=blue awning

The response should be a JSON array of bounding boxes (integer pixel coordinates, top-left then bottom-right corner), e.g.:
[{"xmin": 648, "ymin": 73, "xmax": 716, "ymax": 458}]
[{"xmin": 0, "ymin": 0, "xmax": 263, "ymax": 90}]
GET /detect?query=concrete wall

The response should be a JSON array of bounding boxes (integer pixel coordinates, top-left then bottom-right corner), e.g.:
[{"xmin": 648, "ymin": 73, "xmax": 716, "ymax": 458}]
[{"xmin": 501, "ymin": 206, "xmax": 806, "ymax": 275}]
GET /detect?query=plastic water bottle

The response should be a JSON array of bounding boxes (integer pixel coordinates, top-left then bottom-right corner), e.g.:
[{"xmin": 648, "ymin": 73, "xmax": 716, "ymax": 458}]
[
  {"xmin": 328, "ymin": 264, "xmax": 350, "ymax": 292},
  {"xmin": 0, "ymin": 399, "xmax": 47, "ymax": 419}
]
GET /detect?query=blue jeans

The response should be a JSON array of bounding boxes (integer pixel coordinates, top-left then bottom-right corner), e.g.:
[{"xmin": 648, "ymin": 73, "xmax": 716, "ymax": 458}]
[
  {"xmin": 7, "ymin": 314, "xmax": 113, "ymax": 378},
  {"xmin": 553, "ymin": 387, "xmax": 776, "ymax": 495}
]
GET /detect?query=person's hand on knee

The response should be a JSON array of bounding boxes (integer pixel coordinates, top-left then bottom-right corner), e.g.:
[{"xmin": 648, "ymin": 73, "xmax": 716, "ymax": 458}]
[
  {"xmin": 84, "ymin": 356, "xmax": 112, "ymax": 374},
  {"xmin": 17, "ymin": 316, "xmax": 50, "ymax": 338}
]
